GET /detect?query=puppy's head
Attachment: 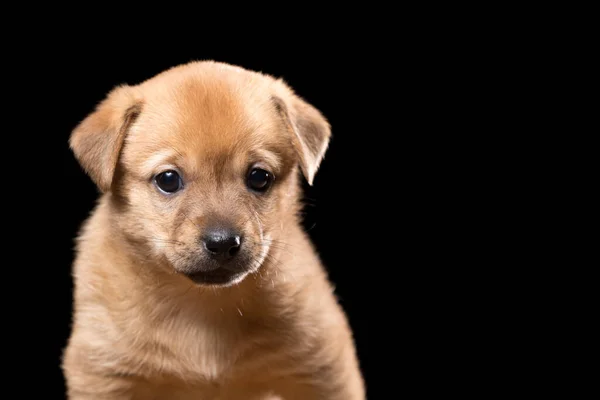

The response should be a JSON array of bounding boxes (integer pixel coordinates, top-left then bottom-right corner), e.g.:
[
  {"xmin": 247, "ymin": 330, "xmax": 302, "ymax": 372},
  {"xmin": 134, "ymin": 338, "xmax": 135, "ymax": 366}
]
[{"xmin": 70, "ymin": 61, "xmax": 330, "ymax": 287}]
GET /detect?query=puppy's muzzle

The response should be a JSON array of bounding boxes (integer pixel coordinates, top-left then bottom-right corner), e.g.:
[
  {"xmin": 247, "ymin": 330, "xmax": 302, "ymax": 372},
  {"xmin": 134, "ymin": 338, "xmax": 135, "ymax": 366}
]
[
  {"xmin": 202, "ymin": 227, "xmax": 242, "ymax": 262},
  {"xmin": 182, "ymin": 222, "xmax": 254, "ymax": 286}
]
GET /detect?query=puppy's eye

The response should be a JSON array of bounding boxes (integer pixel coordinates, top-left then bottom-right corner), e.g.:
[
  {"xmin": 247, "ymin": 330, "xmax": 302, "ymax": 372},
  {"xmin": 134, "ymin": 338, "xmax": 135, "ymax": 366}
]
[
  {"xmin": 247, "ymin": 168, "xmax": 273, "ymax": 192},
  {"xmin": 155, "ymin": 170, "xmax": 183, "ymax": 193}
]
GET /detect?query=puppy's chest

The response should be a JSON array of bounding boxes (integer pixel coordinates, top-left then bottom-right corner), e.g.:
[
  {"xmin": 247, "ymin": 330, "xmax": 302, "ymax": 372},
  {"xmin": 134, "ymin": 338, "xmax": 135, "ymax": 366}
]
[{"xmin": 146, "ymin": 311, "xmax": 278, "ymax": 383}]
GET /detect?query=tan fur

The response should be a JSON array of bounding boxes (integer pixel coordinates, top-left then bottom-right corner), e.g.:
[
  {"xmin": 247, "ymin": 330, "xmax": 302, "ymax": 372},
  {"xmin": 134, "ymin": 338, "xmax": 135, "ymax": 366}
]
[{"xmin": 63, "ymin": 61, "xmax": 365, "ymax": 399}]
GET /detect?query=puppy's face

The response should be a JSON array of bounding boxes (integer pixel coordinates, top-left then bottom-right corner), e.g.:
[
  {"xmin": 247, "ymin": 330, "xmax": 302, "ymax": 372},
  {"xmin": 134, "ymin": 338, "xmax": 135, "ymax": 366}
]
[
  {"xmin": 70, "ymin": 62, "xmax": 330, "ymax": 287},
  {"xmin": 116, "ymin": 77, "xmax": 298, "ymax": 286}
]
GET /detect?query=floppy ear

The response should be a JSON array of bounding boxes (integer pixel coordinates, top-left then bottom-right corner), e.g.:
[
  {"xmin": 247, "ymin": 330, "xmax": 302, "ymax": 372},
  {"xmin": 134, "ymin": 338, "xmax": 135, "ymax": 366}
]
[
  {"xmin": 272, "ymin": 93, "xmax": 331, "ymax": 185},
  {"xmin": 69, "ymin": 85, "xmax": 142, "ymax": 192}
]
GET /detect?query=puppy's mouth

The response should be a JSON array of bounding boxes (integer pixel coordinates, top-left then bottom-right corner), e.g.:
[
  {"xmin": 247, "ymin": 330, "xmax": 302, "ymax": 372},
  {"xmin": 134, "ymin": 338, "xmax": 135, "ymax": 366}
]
[
  {"xmin": 176, "ymin": 236, "xmax": 270, "ymax": 287},
  {"xmin": 185, "ymin": 268, "xmax": 247, "ymax": 286}
]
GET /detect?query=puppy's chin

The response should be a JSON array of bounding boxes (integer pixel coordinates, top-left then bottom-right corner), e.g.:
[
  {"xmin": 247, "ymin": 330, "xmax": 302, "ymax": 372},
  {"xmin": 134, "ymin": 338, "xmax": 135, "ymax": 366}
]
[{"xmin": 186, "ymin": 269, "xmax": 249, "ymax": 287}]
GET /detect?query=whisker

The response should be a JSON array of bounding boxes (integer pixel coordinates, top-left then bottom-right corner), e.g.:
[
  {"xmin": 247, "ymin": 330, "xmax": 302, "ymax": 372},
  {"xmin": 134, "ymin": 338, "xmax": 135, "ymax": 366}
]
[{"xmin": 181, "ymin": 211, "xmax": 200, "ymax": 230}]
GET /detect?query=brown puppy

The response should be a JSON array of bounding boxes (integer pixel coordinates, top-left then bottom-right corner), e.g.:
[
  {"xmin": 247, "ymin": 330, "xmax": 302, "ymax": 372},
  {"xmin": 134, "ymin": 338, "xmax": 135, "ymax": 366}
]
[{"xmin": 62, "ymin": 61, "xmax": 365, "ymax": 399}]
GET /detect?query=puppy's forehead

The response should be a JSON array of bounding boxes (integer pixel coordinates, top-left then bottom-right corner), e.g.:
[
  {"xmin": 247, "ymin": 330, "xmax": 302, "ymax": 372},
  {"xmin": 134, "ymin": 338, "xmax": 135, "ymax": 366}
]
[
  {"xmin": 133, "ymin": 72, "xmax": 279, "ymax": 154},
  {"xmin": 123, "ymin": 71, "xmax": 291, "ymax": 180}
]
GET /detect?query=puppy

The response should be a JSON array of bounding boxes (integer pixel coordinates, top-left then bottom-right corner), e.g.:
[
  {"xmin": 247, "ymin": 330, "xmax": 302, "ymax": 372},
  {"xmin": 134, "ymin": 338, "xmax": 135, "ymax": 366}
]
[{"xmin": 62, "ymin": 61, "xmax": 365, "ymax": 399}]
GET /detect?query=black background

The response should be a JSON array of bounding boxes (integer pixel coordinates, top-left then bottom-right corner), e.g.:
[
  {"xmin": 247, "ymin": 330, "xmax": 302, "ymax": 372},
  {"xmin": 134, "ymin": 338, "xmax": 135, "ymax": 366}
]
[
  {"xmin": 3, "ymin": 7, "xmax": 549, "ymax": 396},
  {"xmin": 8, "ymin": 36, "xmax": 475, "ymax": 399}
]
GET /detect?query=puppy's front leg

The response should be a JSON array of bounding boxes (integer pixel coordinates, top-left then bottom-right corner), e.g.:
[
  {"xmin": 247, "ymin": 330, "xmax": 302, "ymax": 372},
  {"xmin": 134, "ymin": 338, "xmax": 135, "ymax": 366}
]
[
  {"xmin": 275, "ymin": 379, "xmax": 365, "ymax": 400},
  {"xmin": 68, "ymin": 394, "xmax": 133, "ymax": 400},
  {"xmin": 275, "ymin": 365, "xmax": 365, "ymax": 400},
  {"xmin": 65, "ymin": 373, "xmax": 155, "ymax": 400}
]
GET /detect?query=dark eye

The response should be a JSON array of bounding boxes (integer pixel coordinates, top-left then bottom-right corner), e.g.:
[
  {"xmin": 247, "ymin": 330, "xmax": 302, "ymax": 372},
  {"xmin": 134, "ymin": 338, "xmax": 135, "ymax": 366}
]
[
  {"xmin": 155, "ymin": 170, "xmax": 183, "ymax": 193},
  {"xmin": 247, "ymin": 168, "xmax": 273, "ymax": 192}
]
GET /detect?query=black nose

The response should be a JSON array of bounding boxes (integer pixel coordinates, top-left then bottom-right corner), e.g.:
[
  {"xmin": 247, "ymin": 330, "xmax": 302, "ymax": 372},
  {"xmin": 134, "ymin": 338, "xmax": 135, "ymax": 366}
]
[{"xmin": 202, "ymin": 228, "xmax": 242, "ymax": 261}]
